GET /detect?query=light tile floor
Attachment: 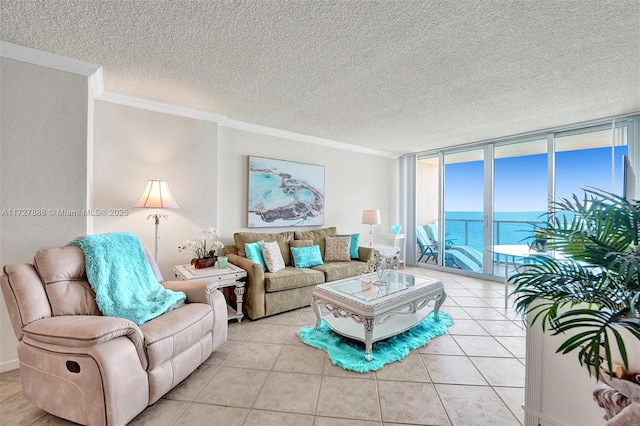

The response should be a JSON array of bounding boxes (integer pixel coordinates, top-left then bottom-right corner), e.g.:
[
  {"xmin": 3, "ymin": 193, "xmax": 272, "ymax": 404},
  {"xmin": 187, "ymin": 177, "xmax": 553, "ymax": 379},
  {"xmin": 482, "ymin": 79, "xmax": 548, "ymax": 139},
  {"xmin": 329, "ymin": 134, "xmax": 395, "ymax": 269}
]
[{"xmin": 0, "ymin": 267, "xmax": 526, "ymax": 425}]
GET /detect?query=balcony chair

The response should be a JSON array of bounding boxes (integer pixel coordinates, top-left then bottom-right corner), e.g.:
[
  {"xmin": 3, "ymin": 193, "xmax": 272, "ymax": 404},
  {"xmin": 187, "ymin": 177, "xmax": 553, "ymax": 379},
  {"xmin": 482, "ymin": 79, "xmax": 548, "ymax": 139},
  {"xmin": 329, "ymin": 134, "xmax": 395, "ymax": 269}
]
[
  {"xmin": 419, "ymin": 224, "xmax": 483, "ymax": 272},
  {"xmin": 1, "ymin": 237, "xmax": 228, "ymax": 426},
  {"xmin": 416, "ymin": 226, "xmax": 439, "ymax": 263}
]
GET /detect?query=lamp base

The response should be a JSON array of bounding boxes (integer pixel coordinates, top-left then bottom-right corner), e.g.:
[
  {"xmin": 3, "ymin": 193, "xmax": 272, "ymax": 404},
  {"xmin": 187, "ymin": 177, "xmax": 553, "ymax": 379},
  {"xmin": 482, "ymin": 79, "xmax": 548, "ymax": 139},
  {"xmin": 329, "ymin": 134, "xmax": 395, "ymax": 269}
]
[
  {"xmin": 147, "ymin": 211, "xmax": 168, "ymax": 262},
  {"xmin": 369, "ymin": 225, "xmax": 374, "ymax": 247}
]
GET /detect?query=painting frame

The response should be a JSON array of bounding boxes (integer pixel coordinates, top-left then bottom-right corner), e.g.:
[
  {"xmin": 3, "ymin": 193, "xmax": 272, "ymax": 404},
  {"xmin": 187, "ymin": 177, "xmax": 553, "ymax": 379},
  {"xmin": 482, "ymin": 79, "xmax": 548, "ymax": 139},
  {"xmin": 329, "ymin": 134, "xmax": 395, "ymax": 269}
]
[{"xmin": 247, "ymin": 156, "xmax": 325, "ymax": 228}]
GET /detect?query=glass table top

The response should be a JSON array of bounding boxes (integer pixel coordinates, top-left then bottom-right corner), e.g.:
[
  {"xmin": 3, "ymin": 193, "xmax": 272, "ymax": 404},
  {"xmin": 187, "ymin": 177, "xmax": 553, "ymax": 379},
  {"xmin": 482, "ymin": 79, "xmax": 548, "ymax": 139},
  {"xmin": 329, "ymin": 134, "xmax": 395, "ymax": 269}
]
[{"xmin": 323, "ymin": 270, "xmax": 436, "ymax": 302}]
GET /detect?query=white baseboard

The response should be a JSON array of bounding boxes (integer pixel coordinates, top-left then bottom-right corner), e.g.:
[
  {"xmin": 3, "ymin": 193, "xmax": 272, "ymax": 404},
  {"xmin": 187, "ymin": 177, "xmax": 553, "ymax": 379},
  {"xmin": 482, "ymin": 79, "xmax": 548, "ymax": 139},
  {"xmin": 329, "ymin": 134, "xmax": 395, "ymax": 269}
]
[
  {"xmin": 523, "ymin": 405, "xmax": 567, "ymax": 426},
  {"xmin": 0, "ymin": 359, "xmax": 19, "ymax": 373}
]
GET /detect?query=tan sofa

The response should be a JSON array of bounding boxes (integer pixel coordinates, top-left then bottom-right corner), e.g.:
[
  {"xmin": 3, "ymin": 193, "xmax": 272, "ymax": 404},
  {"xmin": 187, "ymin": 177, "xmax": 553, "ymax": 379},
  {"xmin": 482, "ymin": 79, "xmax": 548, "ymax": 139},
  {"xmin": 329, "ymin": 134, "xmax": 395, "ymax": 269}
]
[
  {"xmin": 228, "ymin": 226, "xmax": 374, "ymax": 319},
  {"xmin": 1, "ymin": 245, "xmax": 228, "ymax": 426}
]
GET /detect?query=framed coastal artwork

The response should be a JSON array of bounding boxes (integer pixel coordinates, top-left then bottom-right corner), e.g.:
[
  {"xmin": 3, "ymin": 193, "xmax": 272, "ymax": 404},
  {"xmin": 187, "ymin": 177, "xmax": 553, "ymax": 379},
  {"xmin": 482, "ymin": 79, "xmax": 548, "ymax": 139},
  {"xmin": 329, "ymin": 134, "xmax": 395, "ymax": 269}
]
[{"xmin": 248, "ymin": 156, "xmax": 325, "ymax": 227}]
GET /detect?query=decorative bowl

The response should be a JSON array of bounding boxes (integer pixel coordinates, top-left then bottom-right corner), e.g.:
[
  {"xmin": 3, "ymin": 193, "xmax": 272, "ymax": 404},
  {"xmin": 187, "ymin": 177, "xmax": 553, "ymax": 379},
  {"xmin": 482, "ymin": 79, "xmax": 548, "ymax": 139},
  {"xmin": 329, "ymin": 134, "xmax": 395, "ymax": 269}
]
[{"xmin": 390, "ymin": 225, "xmax": 402, "ymax": 234}]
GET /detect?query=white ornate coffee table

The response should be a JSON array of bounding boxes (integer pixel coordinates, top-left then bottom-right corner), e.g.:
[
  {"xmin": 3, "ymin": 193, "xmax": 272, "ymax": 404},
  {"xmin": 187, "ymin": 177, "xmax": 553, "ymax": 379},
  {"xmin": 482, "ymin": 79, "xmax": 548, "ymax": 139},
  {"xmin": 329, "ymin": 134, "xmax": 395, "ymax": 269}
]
[{"xmin": 311, "ymin": 270, "xmax": 446, "ymax": 361}]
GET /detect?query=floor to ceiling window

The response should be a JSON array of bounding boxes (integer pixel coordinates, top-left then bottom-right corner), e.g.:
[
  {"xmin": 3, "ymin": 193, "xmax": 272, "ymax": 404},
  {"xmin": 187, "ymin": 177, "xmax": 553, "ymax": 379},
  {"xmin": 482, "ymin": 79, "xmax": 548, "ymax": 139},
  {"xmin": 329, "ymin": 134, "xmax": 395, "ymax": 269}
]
[
  {"xmin": 443, "ymin": 150, "xmax": 484, "ymax": 273},
  {"xmin": 492, "ymin": 139, "xmax": 548, "ymax": 276},
  {"xmin": 555, "ymin": 124, "xmax": 628, "ymax": 200},
  {"xmin": 412, "ymin": 115, "xmax": 638, "ymax": 278}
]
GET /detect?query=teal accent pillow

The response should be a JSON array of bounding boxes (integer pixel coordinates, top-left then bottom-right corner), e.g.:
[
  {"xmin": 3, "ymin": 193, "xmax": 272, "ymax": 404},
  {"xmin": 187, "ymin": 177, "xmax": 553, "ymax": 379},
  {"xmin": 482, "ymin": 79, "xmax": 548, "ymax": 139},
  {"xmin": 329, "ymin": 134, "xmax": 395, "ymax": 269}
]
[
  {"xmin": 337, "ymin": 233, "xmax": 360, "ymax": 259},
  {"xmin": 290, "ymin": 245, "xmax": 324, "ymax": 268},
  {"xmin": 245, "ymin": 240, "xmax": 266, "ymax": 268}
]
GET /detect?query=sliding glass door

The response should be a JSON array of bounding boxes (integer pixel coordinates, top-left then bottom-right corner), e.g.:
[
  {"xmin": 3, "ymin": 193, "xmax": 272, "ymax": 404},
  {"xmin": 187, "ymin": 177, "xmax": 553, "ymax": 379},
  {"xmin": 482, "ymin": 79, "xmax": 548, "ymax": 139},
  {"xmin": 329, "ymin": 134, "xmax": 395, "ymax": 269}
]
[
  {"xmin": 443, "ymin": 150, "xmax": 484, "ymax": 273},
  {"xmin": 492, "ymin": 139, "xmax": 548, "ymax": 277},
  {"xmin": 555, "ymin": 124, "xmax": 628, "ymax": 199},
  {"xmin": 411, "ymin": 115, "xmax": 638, "ymax": 278}
]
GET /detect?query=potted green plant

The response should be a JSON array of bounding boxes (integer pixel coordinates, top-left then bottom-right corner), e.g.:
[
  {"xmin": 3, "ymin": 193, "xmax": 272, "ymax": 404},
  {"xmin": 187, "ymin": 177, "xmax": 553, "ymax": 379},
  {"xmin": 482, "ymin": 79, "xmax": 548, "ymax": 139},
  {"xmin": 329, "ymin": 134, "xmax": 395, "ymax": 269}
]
[
  {"xmin": 530, "ymin": 228, "xmax": 548, "ymax": 252},
  {"xmin": 512, "ymin": 188, "xmax": 640, "ymax": 374},
  {"xmin": 510, "ymin": 188, "xmax": 640, "ymax": 418}
]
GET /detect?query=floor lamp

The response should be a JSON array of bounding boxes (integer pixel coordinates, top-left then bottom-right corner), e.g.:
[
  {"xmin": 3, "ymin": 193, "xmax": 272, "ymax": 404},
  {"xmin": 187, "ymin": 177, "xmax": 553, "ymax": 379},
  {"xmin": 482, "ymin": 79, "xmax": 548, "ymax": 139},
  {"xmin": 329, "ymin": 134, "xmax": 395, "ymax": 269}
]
[
  {"xmin": 362, "ymin": 209, "xmax": 381, "ymax": 247},
  {"xmin": 135, "ymin": 179, "xmax": 180, "ymax": 262}
]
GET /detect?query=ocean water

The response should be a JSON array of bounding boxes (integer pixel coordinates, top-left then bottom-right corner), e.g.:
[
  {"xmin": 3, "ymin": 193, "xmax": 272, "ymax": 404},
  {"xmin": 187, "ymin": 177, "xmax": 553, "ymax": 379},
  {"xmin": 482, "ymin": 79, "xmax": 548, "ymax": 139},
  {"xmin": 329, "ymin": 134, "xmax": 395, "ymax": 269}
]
[
  {"xmin": 443, "ymin": 211, "xmax": 547, "ymax": 253},
  {"xmin": 248, "ymin": 171, "xmax": 290, "ymax": 210}
]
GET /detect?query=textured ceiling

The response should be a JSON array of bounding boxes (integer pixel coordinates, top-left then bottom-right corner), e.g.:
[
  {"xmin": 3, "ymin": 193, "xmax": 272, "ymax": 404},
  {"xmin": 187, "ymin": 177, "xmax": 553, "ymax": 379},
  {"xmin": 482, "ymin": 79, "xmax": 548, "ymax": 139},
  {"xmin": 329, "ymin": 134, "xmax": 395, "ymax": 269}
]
[{"xmin": 2, "ymin": 0, "xmax": 639, "ymax": 156}]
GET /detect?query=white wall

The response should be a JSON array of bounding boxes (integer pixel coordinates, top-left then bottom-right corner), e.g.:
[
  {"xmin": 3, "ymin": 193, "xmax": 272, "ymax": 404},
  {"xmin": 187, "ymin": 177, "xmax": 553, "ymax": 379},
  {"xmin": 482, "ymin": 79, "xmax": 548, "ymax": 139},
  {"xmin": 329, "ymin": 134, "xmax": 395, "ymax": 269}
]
[
  {"xmin": 416, "ymin": 157, "xmax": 439, "ymax": 225},
  {"xmin": 217, "ymin": 126, "xmax": 397, "ymax": 244},
  {"xmin": 0, "ymin": 51, "xmax": 399, "ymax": 373},
  {"xmin": 92, "ymin": 101, "xmax": 218, "ymax": 280},
  {"xmin": 91, "ymin": 105, "xmax": 399, "ymax": 278},
  {"xmin": 0, "ymin": 58, "xmax": 88, "ymax": 369}
]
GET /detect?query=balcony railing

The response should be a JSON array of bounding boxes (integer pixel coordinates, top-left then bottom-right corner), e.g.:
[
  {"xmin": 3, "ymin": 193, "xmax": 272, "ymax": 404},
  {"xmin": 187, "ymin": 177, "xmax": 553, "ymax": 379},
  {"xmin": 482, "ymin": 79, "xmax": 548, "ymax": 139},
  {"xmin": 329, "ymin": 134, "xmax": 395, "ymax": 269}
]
[
  {"xmin": 443, "ymin": 217, "xmax": 546, "ymax": 256},
  {"xmin": 418, "ymin": 217, "xmax": 547, "ymax": 272}
]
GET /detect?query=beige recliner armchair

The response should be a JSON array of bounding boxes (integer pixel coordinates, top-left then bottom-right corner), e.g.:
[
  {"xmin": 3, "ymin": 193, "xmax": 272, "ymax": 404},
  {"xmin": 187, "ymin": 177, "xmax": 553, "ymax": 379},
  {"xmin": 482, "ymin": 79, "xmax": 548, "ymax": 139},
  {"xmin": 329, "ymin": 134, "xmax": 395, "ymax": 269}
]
[{"xmin": 1, "ymin": 245, "xmax": 228, "ymax": 425}]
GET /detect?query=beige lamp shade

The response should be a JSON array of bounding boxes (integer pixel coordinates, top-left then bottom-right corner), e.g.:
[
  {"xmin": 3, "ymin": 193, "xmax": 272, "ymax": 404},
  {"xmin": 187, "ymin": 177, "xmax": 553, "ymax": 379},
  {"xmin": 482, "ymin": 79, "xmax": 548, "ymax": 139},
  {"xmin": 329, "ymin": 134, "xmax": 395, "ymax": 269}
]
[
  {"xmin": 361, "ymin": 209, "xmax": 381, "ymax": 225},
  {"xmin": 134, "ymin": 180, "xmax": 180, "ymax": 209}
]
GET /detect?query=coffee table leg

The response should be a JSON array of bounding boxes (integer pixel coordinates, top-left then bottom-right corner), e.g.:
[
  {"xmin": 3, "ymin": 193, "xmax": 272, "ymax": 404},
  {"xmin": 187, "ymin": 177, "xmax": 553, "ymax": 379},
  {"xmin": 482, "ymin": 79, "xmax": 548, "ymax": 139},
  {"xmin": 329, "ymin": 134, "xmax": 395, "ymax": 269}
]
[
  {"xmin": 312, "ymin": 297, "xmax": 322, "ymax": 330},
  {"xmin": 433, "ymin": 290, "xmax": 446, "ymax": 321},
  {"xmin": 364, "ymin": 318, "xmax": 374, "ymax": 361}
]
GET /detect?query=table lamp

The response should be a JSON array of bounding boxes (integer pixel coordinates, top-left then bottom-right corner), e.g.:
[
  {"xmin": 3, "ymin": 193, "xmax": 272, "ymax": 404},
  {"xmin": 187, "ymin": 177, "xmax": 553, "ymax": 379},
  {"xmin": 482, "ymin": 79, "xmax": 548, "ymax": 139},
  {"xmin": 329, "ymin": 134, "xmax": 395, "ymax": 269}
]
[
  {"xmin": 361, "ymin": 209, "xmax": 381, "ymax": 247},
  {"xmin": 135, "ymin": 179, "xmax": 180, "ymax": 261}
]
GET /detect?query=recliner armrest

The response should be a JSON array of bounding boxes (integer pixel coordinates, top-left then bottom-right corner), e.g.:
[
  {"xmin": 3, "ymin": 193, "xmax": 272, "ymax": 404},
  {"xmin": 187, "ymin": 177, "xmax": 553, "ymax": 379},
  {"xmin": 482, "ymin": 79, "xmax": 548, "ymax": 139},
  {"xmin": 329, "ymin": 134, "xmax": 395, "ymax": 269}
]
[
  {"xmin": 22, "ymin": 315, "xmax": 147, "ymax": 369},
  {"xmin": 162, "ymin": 279, "xmax": 217, "ymax": 304}
]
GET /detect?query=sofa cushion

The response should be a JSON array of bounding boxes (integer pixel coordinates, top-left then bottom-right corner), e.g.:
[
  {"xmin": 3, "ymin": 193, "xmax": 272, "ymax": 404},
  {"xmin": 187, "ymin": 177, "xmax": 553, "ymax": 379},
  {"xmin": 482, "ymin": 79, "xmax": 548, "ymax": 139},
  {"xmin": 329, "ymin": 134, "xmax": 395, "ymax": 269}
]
[
  {"xmin": 311, "ymin": 261, "xmax": 366, "ymax": 282},
  {"xmin": 262, "ymin": 241, "xmax": 286, "ymax": 273},
  {"xmin": 336, "ymin": 233, "xmax": 360, "ymax": 259},
  {"xmin": 324, "ymin": 236, "xmax": 351, "ymax": 262},
  {"xmin": 245, "ymin": 240, "xmax": 266, "ymax": 268},
  {"xmin": 294, "ymin": 227, "xmax": 336, "ymax": 259},
  {"xmin": 291, "ymin": 245, "xmax": 324, "ymax": 268},
  {"xmin": 289, "ymin": 240, "xmax": 313, "ymax": 248},
  {"xmin": 234, "ymin": 231, "xmax": 294, "ymax": 265},
  {"xmin": 264, "ymin": 267, "xmax": 325, "ymax": 292}
]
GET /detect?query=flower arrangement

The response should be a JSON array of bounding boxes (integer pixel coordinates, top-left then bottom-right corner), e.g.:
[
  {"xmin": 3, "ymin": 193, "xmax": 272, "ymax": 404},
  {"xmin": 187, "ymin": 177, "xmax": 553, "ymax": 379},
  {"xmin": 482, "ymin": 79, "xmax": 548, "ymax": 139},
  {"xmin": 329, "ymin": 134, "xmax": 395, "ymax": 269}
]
[
  {"xmin": 361, "ymin": 253, "xmax": 400, "ymax": 283},
  {"xmin": 177, "ymin": 227, "xmax": 225, "ymax": 263}
]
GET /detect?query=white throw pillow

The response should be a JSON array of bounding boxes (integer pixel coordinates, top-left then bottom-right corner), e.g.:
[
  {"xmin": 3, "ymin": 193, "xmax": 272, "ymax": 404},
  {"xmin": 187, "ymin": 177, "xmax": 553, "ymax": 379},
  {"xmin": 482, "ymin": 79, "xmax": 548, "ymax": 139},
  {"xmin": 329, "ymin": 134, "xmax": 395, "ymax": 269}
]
[{"xmin": 261, "ymin": 241, "xmax": 286, "ymax": 272}]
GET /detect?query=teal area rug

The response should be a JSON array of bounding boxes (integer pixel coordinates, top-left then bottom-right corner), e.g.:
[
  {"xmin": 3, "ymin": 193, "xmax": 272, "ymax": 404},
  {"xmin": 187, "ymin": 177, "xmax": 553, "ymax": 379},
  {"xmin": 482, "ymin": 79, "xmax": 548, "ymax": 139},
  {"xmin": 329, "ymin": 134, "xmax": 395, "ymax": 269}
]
[{"xmin": 298, "ymin": 312, "xmax": 453, "ymax": 373}]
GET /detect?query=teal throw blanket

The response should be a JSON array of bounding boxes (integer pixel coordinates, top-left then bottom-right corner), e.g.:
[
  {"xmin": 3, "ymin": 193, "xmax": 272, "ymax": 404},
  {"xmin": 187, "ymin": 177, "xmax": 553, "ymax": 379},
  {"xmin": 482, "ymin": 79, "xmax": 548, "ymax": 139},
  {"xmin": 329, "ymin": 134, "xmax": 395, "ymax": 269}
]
[{"xmin": 70, "ymin": 232, "xmax": 185, "ymax": 325}]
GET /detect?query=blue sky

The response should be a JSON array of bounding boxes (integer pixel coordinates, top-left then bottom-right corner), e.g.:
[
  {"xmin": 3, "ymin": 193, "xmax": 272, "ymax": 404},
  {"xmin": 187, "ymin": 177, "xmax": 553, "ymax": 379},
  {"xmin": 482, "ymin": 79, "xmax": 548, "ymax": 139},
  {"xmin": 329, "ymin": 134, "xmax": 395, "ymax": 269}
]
[{"xmin": 444, "ymin": 146, "xmax": 627, "ymax": 212}]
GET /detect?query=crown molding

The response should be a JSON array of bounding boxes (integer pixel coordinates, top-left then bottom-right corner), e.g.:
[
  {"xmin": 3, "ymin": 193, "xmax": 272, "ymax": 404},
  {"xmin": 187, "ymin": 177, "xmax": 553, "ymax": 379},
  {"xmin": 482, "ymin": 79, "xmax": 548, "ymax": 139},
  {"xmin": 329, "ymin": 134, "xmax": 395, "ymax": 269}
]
[
  {"xmin": 90, "ymin": 67, "xmax": 104, "ymax": 97},
  {"xmin": 96, "ymin": 92, "xmax": 227, "ymax": 123},
  {"xmin": 0, "ymin": 41, "xmax": 100, "ymax": 76},
  {"xmin": 219, "ymin": 119, "xmax": 398, "ymax": 159},
  {"xmin": 2, "ymin": 41, "xmax": 397, "ymax": 159}
]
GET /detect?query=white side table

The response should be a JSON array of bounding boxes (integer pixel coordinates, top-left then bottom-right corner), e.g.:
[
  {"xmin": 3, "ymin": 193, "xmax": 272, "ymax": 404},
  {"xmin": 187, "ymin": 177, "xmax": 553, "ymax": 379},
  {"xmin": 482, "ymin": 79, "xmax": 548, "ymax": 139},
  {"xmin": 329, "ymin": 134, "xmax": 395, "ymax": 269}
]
[
  {"xmin": 173, "ymin": 263, "xmax": 247, "ymax": 322},
  {"xmin": 372, "ymin": 243, "xmax": 402, "ymax": 269},
  {"xmin": 384, "ymin": 233, "xmax": 406, "ymax": 267}
]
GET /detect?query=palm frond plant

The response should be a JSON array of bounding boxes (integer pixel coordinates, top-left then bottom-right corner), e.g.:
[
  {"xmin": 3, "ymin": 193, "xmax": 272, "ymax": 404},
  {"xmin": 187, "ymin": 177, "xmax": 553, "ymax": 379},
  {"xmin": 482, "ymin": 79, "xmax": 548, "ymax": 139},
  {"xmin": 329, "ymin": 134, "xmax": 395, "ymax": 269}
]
[{"xmin": 510, "ymin": 187, "xmax": 640, "ymax": 379}]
